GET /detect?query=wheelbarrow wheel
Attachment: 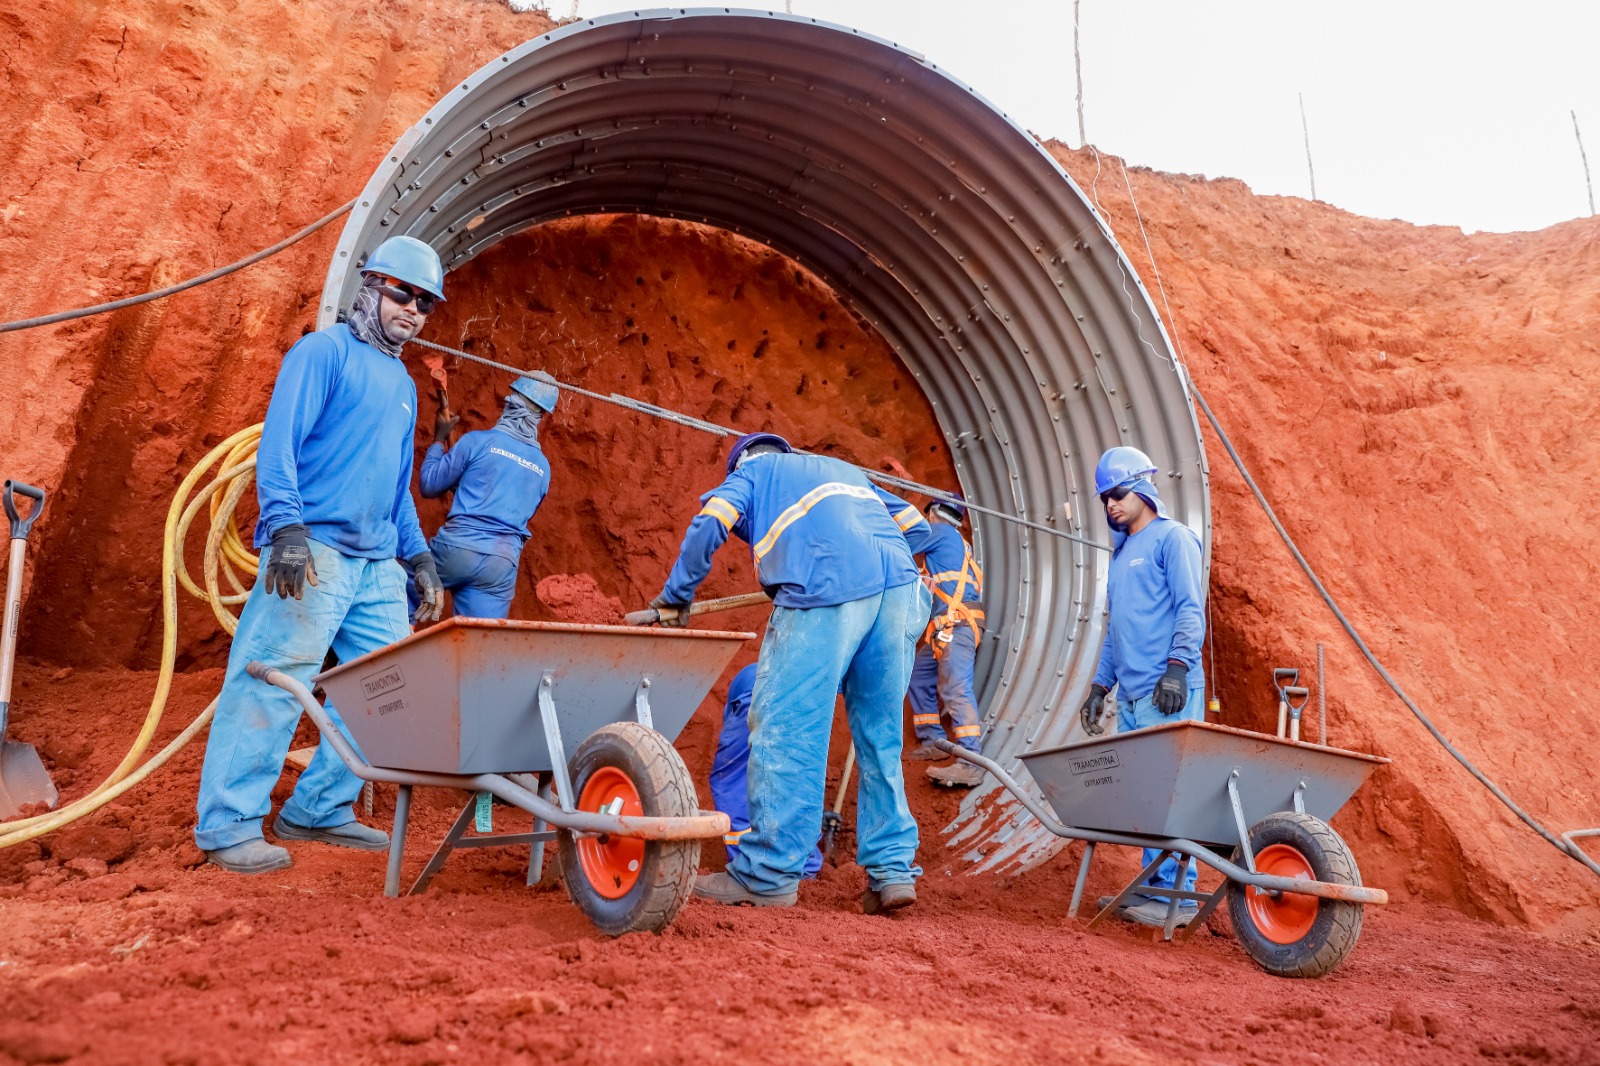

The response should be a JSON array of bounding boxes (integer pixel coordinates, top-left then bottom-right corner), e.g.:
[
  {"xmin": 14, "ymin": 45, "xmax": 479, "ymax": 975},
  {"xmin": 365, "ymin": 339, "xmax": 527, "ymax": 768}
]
[
  {"xmin": 557, "ymin": 722, "xmax": 700, "ymax": 936},
  {"xmin": 1227, "ymin": 811, "xmax": 1365, "ymax": 978}
]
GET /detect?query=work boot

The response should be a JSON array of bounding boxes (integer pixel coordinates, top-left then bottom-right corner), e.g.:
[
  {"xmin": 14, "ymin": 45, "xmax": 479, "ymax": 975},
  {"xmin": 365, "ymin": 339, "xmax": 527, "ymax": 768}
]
[
  {"xmin": 927, "ymin": 760, "xmax": 985, "ymax": 788},
  {"xmin": 205, "ymin": 838, "xmax": 292, "ymax": 875},
  {"xmin": 1121, "ymin": 897, "xmax": 1198, "ymax": 930},
  {"xmin": 862, "ymin": 881, "xmax": 916, "ymax": 915},
  {"xmin": 692, "ymin": 871, "xmax": 798, "ymax": 907},
  {"xmin": 1096, "ymin": 895, "xmax": 1135, "ymax": 914},
  {"xmin": 906, "ymin": 742, "xmax": 946, "ymax": 761},
  {"xmin": 272, "ymin": 813, "xmax": 389, "ymax": 851}
]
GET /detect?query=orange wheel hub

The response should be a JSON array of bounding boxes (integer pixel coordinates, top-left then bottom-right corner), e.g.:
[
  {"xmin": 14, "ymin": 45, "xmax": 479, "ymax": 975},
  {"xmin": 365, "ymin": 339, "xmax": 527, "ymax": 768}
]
[
  {"xmin": 1244, "ymin": 843, "xmax": 1319, "ymax": 944},
  {"xmin": 575, "ymin": 766, "xmax": 646, "ymax": 899}
]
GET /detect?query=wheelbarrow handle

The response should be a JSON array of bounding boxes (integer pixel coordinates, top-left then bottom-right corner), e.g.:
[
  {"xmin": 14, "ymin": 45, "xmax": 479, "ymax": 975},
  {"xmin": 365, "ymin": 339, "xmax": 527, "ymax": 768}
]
[{"xmin": 2, "ymin": 481, "xmax": 45, "ymax": 541}]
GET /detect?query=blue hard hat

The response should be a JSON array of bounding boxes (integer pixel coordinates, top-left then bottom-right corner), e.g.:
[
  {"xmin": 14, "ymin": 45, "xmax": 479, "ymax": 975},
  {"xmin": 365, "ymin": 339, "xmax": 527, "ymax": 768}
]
[
  {"xmin": 361, "ymin": 236, "xmax": 446, "ymax": 302},
  {"xmin": 727, "ymin": 431, "xmax": 792, "ymax": 474},
  {"xmin": 926, "ymin": 494, "xmax": 966, "ymax": 522},
  {"xmin": 1094, "ymin": 447, "xmax": 1158, "ymax": 495},
  {"xmin": 510, "ymin": 372, "xmax": 559, "ymax": 414}
]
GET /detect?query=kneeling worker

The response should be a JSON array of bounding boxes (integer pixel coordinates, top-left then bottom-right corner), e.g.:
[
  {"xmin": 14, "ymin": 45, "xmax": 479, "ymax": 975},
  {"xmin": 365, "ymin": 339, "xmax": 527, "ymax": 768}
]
[
  {"xmin": 907, "ymin": 497, "xmax": 988, "ymax": 789},
  {"xmin": 194, "ymin": 236, "xmax": 448, "ymax": 874},
  {"xmin": 1080, "ymin": 446, "xmax": 1206, "ymax": 927},
  {"xmin": 416, "ymin": 374, "xmax": 557, "ymax": 618},
  {"xmin": 652, "ymin": 432, "xmax": 932, "ymax": 912}
]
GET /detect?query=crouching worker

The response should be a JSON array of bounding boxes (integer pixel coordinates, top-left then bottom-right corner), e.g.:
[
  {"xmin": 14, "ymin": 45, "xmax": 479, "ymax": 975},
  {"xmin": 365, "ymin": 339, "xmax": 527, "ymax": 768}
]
[
  {"xmin": 709, "ymin": 663, "xmax": 822, "ymax": 879},
  {"xmin": 906, "ymin": 497, "xmax": 987, "ymax": 788},
  {"xmin": 193, "ymin": 236, "xmax": 448, "ymax": 874},
  {"xmin": 411, "ymin": 373, "xmax": 556, "ymax": 619},
  {"xmin": 1080, "ymin": 446, "xmax": 1206, "ymax": 927},
  {"xmin": 651, "ymin": 432, "xmax": 932, "ymax": 912}
]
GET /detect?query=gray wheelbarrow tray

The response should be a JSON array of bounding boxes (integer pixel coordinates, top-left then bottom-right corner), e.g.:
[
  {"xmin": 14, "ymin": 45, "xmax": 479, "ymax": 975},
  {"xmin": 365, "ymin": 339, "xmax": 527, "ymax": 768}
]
[
  {"xmin": 937, "ymin": 720, "xmax": 1390, "ymax": 940},
  {"xmin": 249, "ymin": 617, "xmax": 751, "ymax": 898}
]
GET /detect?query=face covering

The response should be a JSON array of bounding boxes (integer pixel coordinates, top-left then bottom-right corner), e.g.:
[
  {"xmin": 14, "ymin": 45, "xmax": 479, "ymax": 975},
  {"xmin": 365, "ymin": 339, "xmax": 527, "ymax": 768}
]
[
  {"xmin": 1108, "ymin": 477, "xmax": 1169, "ymax": 550},
  {"xmin": 347, "ymin": 276, "xmax": 406, "ymax": 358},
  {"xmin": 496, "ymin": 392, "xmax": 544, "ymax": 447}
]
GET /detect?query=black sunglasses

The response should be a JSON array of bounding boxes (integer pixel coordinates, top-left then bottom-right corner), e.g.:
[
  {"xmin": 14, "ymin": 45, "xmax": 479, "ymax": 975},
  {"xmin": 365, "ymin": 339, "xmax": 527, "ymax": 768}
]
[
  {"xmin": 1100, "ymin": 484, "xmax": 1134, "ymax": 505},
  {"xmin": 374, "ymin": 282, "xmax": 437, "ymax": 315}
]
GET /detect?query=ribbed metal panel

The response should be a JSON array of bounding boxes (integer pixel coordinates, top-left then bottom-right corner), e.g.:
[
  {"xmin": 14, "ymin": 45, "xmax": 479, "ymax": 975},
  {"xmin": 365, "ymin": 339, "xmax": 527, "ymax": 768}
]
[{"xmin": 316, "ymin": 9, "xmax": 1209, "ymax": 873}]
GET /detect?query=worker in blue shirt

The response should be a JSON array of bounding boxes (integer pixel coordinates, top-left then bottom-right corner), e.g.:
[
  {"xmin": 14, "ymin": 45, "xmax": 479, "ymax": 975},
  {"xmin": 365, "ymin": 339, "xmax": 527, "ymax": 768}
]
[
  {"xmin": 651, "ymin": 432, "xmax": 933, "ymax": 913},
  {"xmin": 908, "ymin": 497, "xmax": 989, "ymax": 789},
  {"xmin": 709, "ymin": 663, "xmax": 822, "ymax": 878},
  {"xmin": 194, "ymin": 236, "xmax": 448, "ymax": 875},
  {"xmin": 1080, "ymin": 446, "xmax": 1207, "ymax": 928},
  {"xmin": 411, "ymin": 373, "xmax": 556, "ymax": 619}
]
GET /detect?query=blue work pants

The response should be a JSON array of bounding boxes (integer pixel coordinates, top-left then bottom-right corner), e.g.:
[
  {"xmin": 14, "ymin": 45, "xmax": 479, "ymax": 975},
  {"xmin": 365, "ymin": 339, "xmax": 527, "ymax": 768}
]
[
  {"xmin": 732, "ymin": 580, "xmax": 929, "ymax": 895},
  {"xmin": 1117, "ymin": 685, "xmax": 1206, "ymax": 904},
  {"xmin": 709, "ymin": 700, "xmax": 822, "ymax": 878},
  {"xmin": 907, "ymin": 622, "xmax": 982, "ymax": 753},
  {"xmin": 405, "ymin": 539, "xmax": 519, "ymax": 619},
  {"xmin": 195, "ymin": 540, "xmax": 410, "ymax": 851}
]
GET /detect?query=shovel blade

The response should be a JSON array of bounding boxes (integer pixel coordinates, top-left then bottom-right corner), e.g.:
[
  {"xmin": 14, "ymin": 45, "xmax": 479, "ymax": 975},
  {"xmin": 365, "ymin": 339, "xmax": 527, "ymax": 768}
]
[{"xmin": 0, "ymin": 741, "xmax": 57, "ymax": 820}]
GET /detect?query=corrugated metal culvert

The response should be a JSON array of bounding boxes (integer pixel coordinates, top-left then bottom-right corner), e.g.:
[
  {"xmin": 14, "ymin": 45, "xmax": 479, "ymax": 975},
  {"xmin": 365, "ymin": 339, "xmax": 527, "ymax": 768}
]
[{"xmin": 319, "ymin": 8, "xmax": 1209, "ymax": 871}]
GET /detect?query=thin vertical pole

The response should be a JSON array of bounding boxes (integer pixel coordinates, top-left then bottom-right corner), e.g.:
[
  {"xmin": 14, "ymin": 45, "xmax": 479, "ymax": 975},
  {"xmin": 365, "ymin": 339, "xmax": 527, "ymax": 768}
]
[
  {"xmin": 1573, "ymin": 110, "xmax": 1596, "ymax": 217},
  {"xmin": 1316, "ymin": 642, "xmax": 1326, "ymax": 746},
  {"xmin": 1299, "ymin": 93, "xmax": 1318, "ymax": 202},
  {"xmin": 1074, "ymin": 0, "xmax": 1087, "ymax": 147}
]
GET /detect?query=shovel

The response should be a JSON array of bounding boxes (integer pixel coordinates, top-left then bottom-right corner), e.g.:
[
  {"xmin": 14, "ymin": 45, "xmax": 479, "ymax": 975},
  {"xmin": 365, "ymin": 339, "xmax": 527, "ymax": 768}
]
[
  {"xmin": 624, "ymin": 590, "xmax": 772, "ymax": 627},
  {"xmin": 0, "ymin": 481, "xmax": 58, "ymax": 818}
]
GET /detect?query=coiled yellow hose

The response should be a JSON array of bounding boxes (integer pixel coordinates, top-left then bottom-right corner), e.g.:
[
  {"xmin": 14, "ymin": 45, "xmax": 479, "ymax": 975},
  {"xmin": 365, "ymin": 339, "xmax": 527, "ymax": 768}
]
[{"xmin": 0, "ymin": 424, "xmax": 264, "ymax": 849}]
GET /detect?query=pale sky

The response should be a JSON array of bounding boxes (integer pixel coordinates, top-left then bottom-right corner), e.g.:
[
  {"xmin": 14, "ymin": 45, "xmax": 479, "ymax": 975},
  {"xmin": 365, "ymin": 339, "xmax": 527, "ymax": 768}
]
[{"xmin": 563, "ymin": 1, "xmax": 1600, "ymax": 234}]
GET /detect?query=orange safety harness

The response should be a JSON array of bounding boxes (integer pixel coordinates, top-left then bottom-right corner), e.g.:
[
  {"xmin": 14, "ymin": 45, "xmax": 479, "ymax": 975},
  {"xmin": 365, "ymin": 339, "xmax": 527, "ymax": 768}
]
[{"xmin": 921, "ymin": 541, "xmax": 984, "ymax": 659}]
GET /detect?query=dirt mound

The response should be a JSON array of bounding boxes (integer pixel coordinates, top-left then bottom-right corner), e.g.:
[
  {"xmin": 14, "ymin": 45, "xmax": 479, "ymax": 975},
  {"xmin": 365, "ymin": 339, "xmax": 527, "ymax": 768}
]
[{"xmin": 536, "ymin": 573, "xmax": 624, "ymax": 626}]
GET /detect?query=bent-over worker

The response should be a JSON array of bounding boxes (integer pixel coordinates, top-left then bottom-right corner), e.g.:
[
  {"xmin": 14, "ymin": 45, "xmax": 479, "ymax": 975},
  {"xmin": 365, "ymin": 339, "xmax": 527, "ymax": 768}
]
[
  {"xmin": 651, "ymin": 432, "xmax": 933, "ymax": 912},
  {"xmin": 1080, "ymin": 446, "xmax": 1206, "ymax": 928},
  {"xmin": 412, "ymin": 373, "xmax": 556, "ymax": 619},
  {"xmin": 193, "ymin": 236, "xmax": 448, "ymax": 875}
]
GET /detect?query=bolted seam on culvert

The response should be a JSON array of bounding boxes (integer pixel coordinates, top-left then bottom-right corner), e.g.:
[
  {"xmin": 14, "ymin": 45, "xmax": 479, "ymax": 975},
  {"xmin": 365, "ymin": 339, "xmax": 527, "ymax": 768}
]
[{"xmin": 317, "ymin": 8, "xmax": 1209, "ymax": 873}]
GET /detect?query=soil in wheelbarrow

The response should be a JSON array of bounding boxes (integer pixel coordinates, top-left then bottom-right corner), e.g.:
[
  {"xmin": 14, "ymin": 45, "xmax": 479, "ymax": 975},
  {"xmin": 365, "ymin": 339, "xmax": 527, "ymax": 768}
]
[{"xmin": 1, "ymin": 661, "xmax": 1598, "ymax": 1066}]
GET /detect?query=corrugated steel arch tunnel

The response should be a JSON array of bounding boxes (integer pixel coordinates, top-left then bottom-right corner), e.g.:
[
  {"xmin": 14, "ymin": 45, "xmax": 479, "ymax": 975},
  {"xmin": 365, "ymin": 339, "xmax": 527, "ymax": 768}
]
[{"xmin": 317, "ymin": 8, "xmax": 1210, "ymax": 871}]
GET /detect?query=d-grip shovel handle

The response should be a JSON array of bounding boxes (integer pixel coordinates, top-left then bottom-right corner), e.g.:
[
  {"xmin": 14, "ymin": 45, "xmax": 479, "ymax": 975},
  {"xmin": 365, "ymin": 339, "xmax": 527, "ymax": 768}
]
[{"xmin": 2, "ymin": 481, "xmax": 45, "ymax": 541}]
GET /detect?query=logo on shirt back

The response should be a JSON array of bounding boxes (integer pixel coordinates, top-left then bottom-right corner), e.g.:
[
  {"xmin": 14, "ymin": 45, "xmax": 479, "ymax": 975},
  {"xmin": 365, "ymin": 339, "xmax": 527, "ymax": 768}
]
[
  {"xmin": 1130, "ymin": 558, "xmax": 1146, "ymax": 568},
  {"xmin": 489, "ymin": 446, "xmax": 546, "ymax": 476}
]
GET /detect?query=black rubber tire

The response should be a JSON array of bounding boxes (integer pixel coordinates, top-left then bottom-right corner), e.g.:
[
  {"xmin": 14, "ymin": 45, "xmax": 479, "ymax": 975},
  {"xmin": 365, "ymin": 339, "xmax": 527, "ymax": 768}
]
[
  {"xmin": 557, "ymin": 722, "xmax": 701, "ymax": 936},
  {"xmin": 1226, "ymin": 811, "xmax": 1365, "ymax": 978}
]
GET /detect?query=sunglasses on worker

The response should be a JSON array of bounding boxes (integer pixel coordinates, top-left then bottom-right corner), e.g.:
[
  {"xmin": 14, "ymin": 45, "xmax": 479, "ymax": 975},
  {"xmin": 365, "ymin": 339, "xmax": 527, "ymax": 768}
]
[
  {"xmin": 373, "ymin": 281, "xmax": 437, "ymax": 315},
  {"xmin": 1099, "ymin": 484, "xmax": 1135, "ymax": 505}
]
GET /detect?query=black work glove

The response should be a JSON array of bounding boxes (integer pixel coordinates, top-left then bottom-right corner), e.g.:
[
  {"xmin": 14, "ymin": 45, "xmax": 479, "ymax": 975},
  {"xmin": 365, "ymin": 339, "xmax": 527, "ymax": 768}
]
[
  {"xmin": 264, "ymin": 525, "xmax": 318, "ymax": 600},
  {"xmin": 1153, "ymin": 661, "xmax": 1189, "ymax": 716},
  {"xmin": 648, "ymin": 593, "xmax": 691, "ymax": 629},
  {"xmin": 410, "ymin": 552, "xmax": 444, "ymax": 625},
  {"xmin": 433, "ymin": 411, "xmax": 460, "ymax": 445},
  {"xmin": 1079, "ymin": 683, "xmax": 1110, "ymax": 736}
]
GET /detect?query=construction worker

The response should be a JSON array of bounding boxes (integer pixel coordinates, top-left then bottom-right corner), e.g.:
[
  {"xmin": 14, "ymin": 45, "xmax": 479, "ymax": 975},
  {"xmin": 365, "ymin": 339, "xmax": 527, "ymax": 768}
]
[
  {"xmin": 709, "ymin": 663, "xmax": 822, "ymax": 878},
  {"xmin": 651, "ymin": 432, "xmax": 933, "ymax": 912},
  {"xmin": 908, "ymin": 497, "xmax": 988, "ymax": 788},
  {"xmin": 412, "ymin": 373, "xmax": 557, "ymax": 619},
  {"xmin": 1080, "ymin": 446, "xmax": 1206, "ymax": 928},
  {"xmin": 193, "ymin": 236, "xmax": 448, "ymax": 875}
]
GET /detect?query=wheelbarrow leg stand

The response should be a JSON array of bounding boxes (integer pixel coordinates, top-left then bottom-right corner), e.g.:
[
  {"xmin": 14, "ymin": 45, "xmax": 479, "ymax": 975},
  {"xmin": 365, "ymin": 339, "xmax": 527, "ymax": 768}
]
[
  {"xmin": 528, "ymin": 771, "xmax": 553, "ymax": 887},
  {"xmin": 1068, "ymin": 842, "xmax": 1096, "ymax": 918},
  {"xmin": 386, "ymin": 784, "xmax": 414, "ymax": 898},
  {"xmin": 1085, "ymin": 849, "xmax": 1172, "ymax": 930}
]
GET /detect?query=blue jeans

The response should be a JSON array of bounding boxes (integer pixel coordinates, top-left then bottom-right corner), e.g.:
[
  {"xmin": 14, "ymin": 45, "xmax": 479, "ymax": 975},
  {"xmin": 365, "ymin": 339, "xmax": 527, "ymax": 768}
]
[
  {"xmin": 732, "ymin": 579, "xmax": 930, "ymax": 895},
  {"xmin": 194, "ymin": 540, "xmax": 411, "ymax": 851},
  {"xmin": 709, "ymin": 695, "xmax": 821, "ymax": 878},
  {"xmin": 1117, "ymin": 685, "xmax": 1206, "ymax": 904},
  {"xmin": 907, "ymin": 622, "xmax": 982, "ymax": 753},
  {"xmin": 405, "ymin": 539, "xmax": 519, "ymax": 619}
]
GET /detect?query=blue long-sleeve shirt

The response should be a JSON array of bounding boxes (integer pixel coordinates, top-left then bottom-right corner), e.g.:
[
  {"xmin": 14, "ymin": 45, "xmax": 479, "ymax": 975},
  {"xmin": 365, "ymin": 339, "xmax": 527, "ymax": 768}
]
[
  {"xmin": 255, "ymin": 323, "xmax": 427, "ymax": 561},
  {"xmin": 420, "ymin": 429, "xmax": 551, "ymax": 562},
  {"xmin": 1092, "ymin": 516, "xmax": 1206, "ymax": 700},
  {"xmin": 659, "ymin": 453, "xmax": 930, "ymax": 610},
  {"xmin": 921, "ymin": 523, "xmax": 982, "ymax": 619}
]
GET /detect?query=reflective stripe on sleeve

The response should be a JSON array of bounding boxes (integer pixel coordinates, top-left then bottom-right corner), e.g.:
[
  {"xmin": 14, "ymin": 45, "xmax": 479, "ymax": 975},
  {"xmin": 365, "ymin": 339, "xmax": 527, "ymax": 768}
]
[
  {"xmin": 699, "ymin": 496, "xmax": 741, "ymax": 531},
  {"xmin": 894, "ymin": 505, "xmax": 921, "ymax": 531}
]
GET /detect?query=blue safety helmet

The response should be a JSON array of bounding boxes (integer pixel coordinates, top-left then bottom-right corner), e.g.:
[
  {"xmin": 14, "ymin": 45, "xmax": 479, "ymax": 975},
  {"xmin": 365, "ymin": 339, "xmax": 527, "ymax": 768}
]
[
  {"xmin": 925, "ymin": 494, "xmax": 966, "ymax": 523},
  {"xmin": 361, "ymin": 236, "xmax": 447, "ymax": 302},
  {"xmin": 726, "ymin": 431, "xmax": 792, "ymax": 474},
  {"xmin": 510, "ymin": 372, "xmax": 559, "ymax": 414},
  {"xmin": 1094, "ymin": 447, "xmax": 1158, "ymax": 496}
]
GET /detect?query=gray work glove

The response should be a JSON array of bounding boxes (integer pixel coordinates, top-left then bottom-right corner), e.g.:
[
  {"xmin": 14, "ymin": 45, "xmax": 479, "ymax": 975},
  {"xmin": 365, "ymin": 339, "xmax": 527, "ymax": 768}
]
[
  {"xmin": 264, "ymin": 525, "xmax": 318, "ymax": 601},
  {"xmin": 410, "ymin": 552, "xmax": 444, "ymax": 624},
  {"xmin": 1154, "ymin": 661, "xmax": 1189, "ymax": 715},
  {"xmin": 648, "ymin": 593, "xmax": 691, "ymax": 628},
  {"xmin": 1079, "ymin": 683, "xmax": 1110, "ymax": 736}
]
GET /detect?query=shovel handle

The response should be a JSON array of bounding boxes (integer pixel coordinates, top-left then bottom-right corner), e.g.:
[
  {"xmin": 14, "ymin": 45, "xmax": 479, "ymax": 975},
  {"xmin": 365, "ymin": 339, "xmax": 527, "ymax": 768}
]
[
  {"xmin": 625, "ymin": 591, "xmax": 773, "ymax": 626},
  {"xmin": 2, "ymin": 481, "xmax": 45, "ymax": 541}
]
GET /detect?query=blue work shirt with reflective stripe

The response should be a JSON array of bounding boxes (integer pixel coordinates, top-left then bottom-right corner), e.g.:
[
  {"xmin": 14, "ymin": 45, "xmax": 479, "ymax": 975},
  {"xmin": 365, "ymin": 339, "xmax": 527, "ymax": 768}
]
[
  {"xmin": 922, "ymin": 523, "xmax": 981, "ymax": 619},
  {"xmin": 254, "ymin": 323, "xmax": 427, "ymax": 561},
  {"xmin": 1092, "ymin": 516, "xmax": 1206, "ymax": 700},
  {"xmin": 659, "ymin": 453, "xmax": 931, "ymax": 609},
  {"xmin": 420, "ymin": 429, "xmax": 551, "ymax": 563}
]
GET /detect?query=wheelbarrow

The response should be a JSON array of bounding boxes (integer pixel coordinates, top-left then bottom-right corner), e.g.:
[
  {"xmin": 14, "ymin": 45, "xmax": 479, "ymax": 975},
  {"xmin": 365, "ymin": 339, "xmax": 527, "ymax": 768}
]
[
  {"xmin": 937, "ymin": 719, "xmax": 1391, "ymax": 977},
  {"xmin": 249, "ymin": 616, "xmax": 752, "ymax": 936}
]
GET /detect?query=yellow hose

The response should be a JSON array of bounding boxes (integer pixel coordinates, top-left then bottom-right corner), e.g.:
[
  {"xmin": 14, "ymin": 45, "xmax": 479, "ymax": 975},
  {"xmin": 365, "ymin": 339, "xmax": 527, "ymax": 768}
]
[{"xmin": 0, "ymin": 424, "xmax": 265, "ymax": 848}]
